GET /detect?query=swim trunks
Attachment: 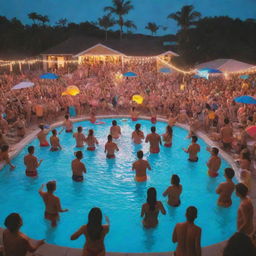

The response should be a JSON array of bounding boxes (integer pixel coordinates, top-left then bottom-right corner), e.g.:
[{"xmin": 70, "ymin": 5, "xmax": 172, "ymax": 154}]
[
  {"xmin": 44, "ymin": 211, "xmax": 59, "ymax": 222},
  {"xmin": 65, "ymin": 129, "xmax": 73, "ymax": 133},
  {"xmin": 106, "ymin": 154, "xmax": 115, "ymax": 159},
  {"xmin": 135, "ymin": 176, "xmax": 147, "ymax": 182},
  {"xmin": 87, "ymin": 146, "xmax": 96, "ymax": 151},
  {"xmin": 26, "ymin": 170, "xmax": 38, "ymax": 177},
  {"xmin": 131, "ymin": 117, "xmax": 138, "ymax": 121},
  {"xmin": 151, "ymin": 117, "xmax": 157, "ymax": 124},
  {"xmin": 208, "ymin": 171, "xmax": 218, "ymax": 177},
  {"xmin": 40, "ymin": 142, "xmax": 49, "ymax": 147},
  {"xmin": 164, "ymin": 143, "xmax": 172, "ymax": 147},
  {"xmin": 72, "ymin": 175, "xmax": 84, "ymax": 182},
  {"xmin": 189, "ymin": 157, "xmax": 198, "ymax": 162},
  {"xmin": 150, "ymin": 148, "xmax": 160, "ymax": 154},
  {"xmin": 50, "ymin": 147, "xmax": 59, "ymax": 152}
]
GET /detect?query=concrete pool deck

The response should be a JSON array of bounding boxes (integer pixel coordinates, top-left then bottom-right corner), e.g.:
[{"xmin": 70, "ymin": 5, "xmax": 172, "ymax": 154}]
[{"xmin": 0, "ymin": 115, "xmax": 255, "ymax": 256}]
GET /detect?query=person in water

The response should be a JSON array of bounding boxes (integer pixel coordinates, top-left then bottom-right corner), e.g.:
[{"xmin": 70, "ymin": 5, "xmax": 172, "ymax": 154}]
[
  {"xmin": 59, "ymin": 114, "xmax": 73, "ymax": 133},
  {"xmin": 141, "ymin": 187, "xmax": 166, "ymax": 228},
  {"xmin": 72, "ymin": 151, "xmax": 87, "ymax": 182},
  {"xmin": 104, "ymin": 135, "xmax": 119, "ymax": 159},
  {"xmin": 183, "ymin": 136, "xmax": 200, "ymax": 162},
  {"xmin": 172, "ymin": 206, "xmax": 201, "ymax": 256},
  {"xmin": 216, "ymin": 168, "xmax": 235, "ymax": 207},
  {"xmin": 39, "ymin": 181, "xmax": 68, "ymax": 227},
  {"xmin": 162, "ymin": 125, "xmax": 173, "ymax": 147},
  {"xmin": 110, "ymin": 120, "xmax": 121, "ymax": 139},
  {"xmin": 163, "ymin": 174, "xmax": 182, "ymax": 207},
  {"xmin": 86, "ymin": 129, "xmax": 99, "ymax": 151},
  {"xmin": 37, "ymin": 124, "xmax": 49, "ymax": 147},
  {"xmin": 50, "ymin": 129, "xmax": 62, "ymax": 151},
  {"xmin": 24, "ymin": 146, "xmax": 42, "ymax": 177},
  {"xmin": 132, "ymin": 123, "xmax": 144, "ymax": 144},
  {"xmin": 73, "ymin": 126, "xmax": 86, "ymax": 147},
  {"xmin": 3, "ymin": 213, "xmax": 45, "ymax": 256},
  {"xmin": 132, "ymin": 150, "xmax": 151, "ymax": 182},
  {"xmin": 145, "ymin": 126, "xmax": 162, "ymax": 153},
  {"xmin": 207, "ymin": 147, "xmax": 221, "ymax": 177},
  {"xmin": 71, "ymin": 207, "xmax": 110, "ymax": 256}
]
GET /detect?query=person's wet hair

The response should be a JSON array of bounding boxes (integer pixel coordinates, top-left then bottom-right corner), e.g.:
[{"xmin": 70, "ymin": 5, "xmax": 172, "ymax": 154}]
[
  {"xmin": 166, "ymin": 125, "xmax": 173, "ymax": 136},
  {"xmin": 135, "ymin": 123, "xmax": 141, "ymax": 131},
  {"xmin": 28, "ymin": 145, "xmax": 34, "ymax": 154},
  {"xmin": 112, "ymin": 120, "xmax": 117, "ymax": 126},
  {"xmin": 224, "ymin": 118, "xmax": 230, "ymax": 124},
  {"xmin": 46, "ymin": 181, "xmax": 56, "ymax": 192},
  {"xmin": 212, "ymin": 147, "xmax": 219, "ymax": 155},
  {"xmin": 75, "ymin": 151, "xmax": 83, "ymax": 159},
  {"xmin": 87, "ymin": 207, "xmax": 103, "ymax": 241},
  {"xmin": 151, "ymin": 126, "xmax": 156, "ymax": 133},
  {"xmin": 4, "ymin": 213, "xmax": 22, "ymax": 232},
  {"xmin": 52, "ymin": 129, "xmax": 57, "ymax": 135},
  {"xmin": 88, "ymin": 129, "xmax": 94, "ymax": 136},
  {"xmin": 147, "ymin": 187, "xmax": 157, "ymax": 211},
  {"xmin": 225, "ymin": 168, "xmax": 235, "ymax": 179},
  {"xmin": 192, "ymin": 135, "xmax": 198, "ymax": 143},
  {"xmin": 171, "ymin": 174, "xmax": 180, "ymax": 186},
  {"xmin": 137, "ymin": 150, "xmax": 143, "ymax": 159},
  {"xmin": 236, "ymin": 183, "xmax": 248, "ymax": 198},
  {"xmin": 78, "ymin": 126, "xmax": 82, "ymax": 132},
  {"xmin": 108, "ymin": 134, "xmax": 112, "ymax": 142},
  {"xmin": 186, "ymin": 206, "xmax": 197, "ymax": 222}
]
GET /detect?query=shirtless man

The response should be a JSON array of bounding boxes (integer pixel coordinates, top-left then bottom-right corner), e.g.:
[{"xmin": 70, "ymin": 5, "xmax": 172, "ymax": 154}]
[
  {"xmin": 0, "ymin": 145, "xmax": 15, "ymax": 170},
  {"xmin": 235, "ymin": 183, "xmax": 254, "ymax": 235},
  {"xmin": 105, "ymin": 135, "xmax": 119, "ymax": 159},
  {"xmin": 172, "ymin": 206, "xmax": 201, "ymax": 256},
  {"xmin": 86, "ymin": 129, "xmax": 99, "ymax": 151},
  {"xmin": 24, "ymin": 146, "xmax": 42, "ymax": 177},
  {"xmin": 60, "ymin": 114, "xmax": 73, "ymax": 133},
  {"xmin": 183, "ymin": 136, "xmax": 200, "ymax": 162},
  {"xmin": 50, "ymin": 129, "xmax": 62, "ymax": 151},
  {"xmin": 145, "ymin": 126, "xmax": 162, "ymax": 153},
  {"xmin": 207, "ymin": 147, "xmax": 221, "ymax": 177},
  {"xmin": 130, "ymin": 107, "xmax": 139, "ymax": 121},
  {"xmin": 132, "ymin": 150, "xmax": 151, "ymax": 182},
  {"xmin": 220, "ymin": 118, "xmax": 233, "ymax": 151},
  {"xmin": 39, "ymin": 181, "xmax": 68, "ymax": 227},
  {"xmin": 132, "ymin": 123, "xmax": 145, "ymax": 144},
  {"xmin": 216, "ymin": 168, "xmax": 235, "ymax": 207},
  {"xmin": 73, "ymin": 126, "xmax": 86, "ymax": 147},
  {"xmin": 37, "ymin": 125, "xmax": 49, "ymax": 147},
  {"xmin": 110, "ymin": 120, "xmax": 121, "ymax": 139},
  {"xmin": 72, "ymin": 151, "xmax": 86, "ymax": 182}
]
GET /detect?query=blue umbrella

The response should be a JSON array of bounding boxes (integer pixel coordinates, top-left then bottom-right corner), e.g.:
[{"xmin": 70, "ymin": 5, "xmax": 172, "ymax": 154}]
[
  {"xmin": 240, "ymin": 75, "xmax": 249, "ymax": 80},
  {"xmin": 234, "ymin": 95, "xmax": 256, "ymax": 104},
  {"xmin": 40, "ymin": 73, "xmax": 59, "ymax": 79},
  {"xmin": 198, "ymin": 68, "xmax": 222, "ymax": 73},
  {"xmin": 159, "ymin": 67, "xmax": 171, "ymax": 73},
  {"xmin": 123, "ymin": 72, "xmax": 138, "ymax": 77}
]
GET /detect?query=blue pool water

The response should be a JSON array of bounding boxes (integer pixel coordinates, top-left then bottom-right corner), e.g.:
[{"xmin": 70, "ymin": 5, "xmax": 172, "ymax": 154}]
[{"xmin": 0, "ymin": 118, "xmax": 239, "ymax": 253}]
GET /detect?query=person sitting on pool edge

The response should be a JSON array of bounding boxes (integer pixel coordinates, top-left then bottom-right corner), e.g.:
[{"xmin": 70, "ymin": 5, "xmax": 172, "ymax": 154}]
[
  {"xmin": 24, "ymin": 146, "xmax": 42, "ymax": 177},
  {"xmin": 141, "ymin": 187, "xmax": 166, "ymax": 228},
  {"xmin": 183, "ymin": 136, "xmax": 200, "ymax": 162},
  {"xmin": 73, "ymin": 126, "xmax": 86, "ymax": 148},
  {"xmin": 71, "ymin": 207, "xmax": 110, "ymax": 256},
  {"xmin": 207, "ymin": 147, "xmax": 221, "ymax": 177},
  {"xmin": 145, "ymin": 126, "xmax": 162, "ymax": 154},
  {"xmin": 132, "ymin": 150, "xmax": 151, "ymax": 182},
  {"xmin": 216, "ymin": 168, "xmax": 235, "ymax": 207},
  {"xmin": 37, "ymin": 124, "xmax": 49, "ymax": 147},
  {"xmin": 104, "ymin": 135, "xmax": 119, "ymax": 159},
  {"xmin": 110, "ymin": 120, "xmax": 121, "ymax": 139},
  {"xmin": 50, "ymin": 129, "xmax": 62, "ymax": 151},
  {"xmin": 72, "ymin": 151, "xmax": 87, "ymax": 182},
  {"xmin": 39, "ymin": 181, "xmax": 68, "ymax": 227},
  {"xmin": 163, "ymin": 174, "xmax": 182, "ymax": 207},
  {"xmin": 3, "ymin": 213, "xmax": 45, "ymax": 256},
  {"xmin": 86, "ymin": 129, "xmax": 99, "ymax": 151},
  {"xmin": 0, "ymin": 144, "xmax": 15, "ymax": 170}
]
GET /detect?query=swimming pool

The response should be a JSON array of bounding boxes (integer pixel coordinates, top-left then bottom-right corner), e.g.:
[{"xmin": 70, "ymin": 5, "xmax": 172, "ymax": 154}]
[{"xmin": 0, "ymin": 118, "xmax": 239, "ymax": 253}]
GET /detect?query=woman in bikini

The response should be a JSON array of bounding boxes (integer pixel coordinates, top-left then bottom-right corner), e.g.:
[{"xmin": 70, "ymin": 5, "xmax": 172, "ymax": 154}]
[
  {"xmin": 162, "ymin": 125, "xmax": 173, "ymax": 147},
  {"xmin": 131, "ymin": 123, "xmax": 145, "ymax": 144},
  {"xmin": 86, "ymin": 129, "xmax": 99, "ymax": 151}
]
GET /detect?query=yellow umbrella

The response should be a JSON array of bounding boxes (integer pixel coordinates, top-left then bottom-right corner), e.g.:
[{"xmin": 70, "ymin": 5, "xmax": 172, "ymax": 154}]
[
  {"xmin": 62, "ymin": 85, "xmax": 80, "ymax": 96},
  {"xmin": 132, "ymin": 95, "xmax": 144, "ymax": 104}
]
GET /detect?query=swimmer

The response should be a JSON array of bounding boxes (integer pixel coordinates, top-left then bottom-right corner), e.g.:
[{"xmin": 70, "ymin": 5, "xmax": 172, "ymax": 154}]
[
  {"xmin": 172, "ymin": 206, "xmax": 201, "ymax": 256},
  {"xmin": 90, "ymin": 110, "xmax": 96, "ymax": 124},
  {"xmin": 183, "ymin": 136, "xmax": 200, "ymax": 162},
  {"xmin": 50, "ymin": 129, "xmax": 62, "ymax": 151},
  {"xmin": 37, "ymin": 124, "xmax": 49, "ymax": 147},
  {"xmin": 104, "ymin": 135, "xmax": 119, "ymax": 159},
  {"xmin": 24, "ymin": 146, "xmax": 42, "ymax": 177},
  {"xmin": 206, "ymin": 147, "xmax": 221, "ymax": 177},
  {"xmin": 0, "ymin": 145, "xmax": 15, "ymax": 170},
  {"xmin": 39, "ymin": 181, "xmax": 68, "ymax": 227},
  {"xmin": 110, "ymin": 120, "xmax": 121, "ymax": 139},
  {"xmin": 132, "ymin": 150, "xmax": 151, "ymax": 182},
  {"xmin": 162, "ymin": 125, "xmax": 173, "ymax": 147},
  {"xmin": 145, "ymin": 126, "xmax": 162, "ymax": 153},
  {"xmin": 130, "ymin": 107, "xmax": 139, "ymax": 121},
  {"xmin": 216, "ymin": 168, "xmax": 235, "ymax": 207},
  {"xmin": 141, "ymin": 187, "xmax": 166, "ymax": 228},
  {"xmin": 131, "ymin": 123, "xmax": 145, "ymax": 144},
  {"xmin": 72, "ymin": 151, "xmax": 86, "ymax": 182},
  {"xmin": 163, "ymin": 174, "xmax": 182, "ymax": 207},
  {"xmin": 73, "ymin": 126, "xmax": 86, "ymax": 147},
  {"xmin": 86, "ymin": 129, "xmax": 99, "ymax": 151},
  {"xmin": 59, "ymin": 114, "xmax": 73, "ymax": 133}
]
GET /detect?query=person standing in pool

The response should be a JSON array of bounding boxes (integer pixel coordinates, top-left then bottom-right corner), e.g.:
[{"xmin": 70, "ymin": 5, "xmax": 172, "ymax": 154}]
[
  {"xmin": 132, "ymin": 150, "xmax": 151, "ymax": 182},
  {"xmin": 216, "ymin": 168, "xmax": 235, "ymax": 207},
  {"xmin": 132, "ymin": 123, "xmax": 145, "ymax": 144},
  {"xmin": 39, "ymin": 181, "xmax": 68, "ymax": 227},
  {"xmin": 141, "ymin": 187, "xmax": 166, "ymax": 228},
  {"xmin": 59, "ymin": 114, "xmax": 73, "ymax": 133},
  {"xmin": 162, "ymin": 125, "xmax": 173, "ymax": 147},
  {"xmin": 71, "ymin": 208, "xmax": 110, "ymax": 256},
  {"xmin": 50, "ymin": 129, "xmax": 62, "ymax": 151},
  {"xmin": 3, "ymin": 213, "xmax": 45, "ymax": 256},
  {"xmin": 73, "ymin": 126, "xmax": 86, "ymax": 148},
  {"xmin": 145, "ymin": 126, "xmax": 162, "ymax": 153},
  {"xmin": 235, "ymin": 183, "xmax": 254, "ymax": 236},
  {"xmin": 110, "ymin": 120, "xmax": 121, "ymax": 139},
  {"xmin": 172, "ymin": 206, "xmax": 201, "ymax": 256},
  {"xmin": 86, "ymin": 129, "xmax": 99, "ymax": 151},
  {"xmin": 37, "ymin": 124, "xmax": 49, "ymax": 147},
  {"xmin": 183, "ymin": 136, "xmax": 200, "ymax": 162},
  {"xmin": 24, "ymin": 146, "xmax": 42, "ymax": 177},
  {"xmin": 104, "ymin": 135, "xmax": 119, "ymax": 159},
  {"xmin": 207, "ymin": 147, "xmax": 221, "ymax": 177},
  {"xmin": 72, "ymin": 151, "xmax": 87, "ymax": 182},
  {"xmin": 163, "ymin": 174, "xmax": 182, "ymax": 207}
]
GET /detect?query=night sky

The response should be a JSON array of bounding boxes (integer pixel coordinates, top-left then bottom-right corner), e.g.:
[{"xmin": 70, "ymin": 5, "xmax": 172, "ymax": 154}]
[{"xmin": 1, "ymin": 0, "xmax": 256, "ymax": 35}]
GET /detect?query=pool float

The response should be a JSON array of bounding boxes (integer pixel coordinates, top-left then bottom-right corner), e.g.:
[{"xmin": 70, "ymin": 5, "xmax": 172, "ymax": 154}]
[{"xmin": 132, "ymin": 95, "xmax": 144, "ymax": 104}]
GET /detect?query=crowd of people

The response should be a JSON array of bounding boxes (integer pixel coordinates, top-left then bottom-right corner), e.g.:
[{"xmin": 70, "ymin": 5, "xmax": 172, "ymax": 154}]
[{"xmin": 0, "ymin": 59, "xmax": 256, "ymax": 256}]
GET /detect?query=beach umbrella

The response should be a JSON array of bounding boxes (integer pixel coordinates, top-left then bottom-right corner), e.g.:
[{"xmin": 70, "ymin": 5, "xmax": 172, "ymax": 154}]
[
  {"xmin": 12, "ymin": 81, "xmax": 34, "ymax": 90},
  {"xmin": 240, "ymin": 75, "xmax": 249, "ymax": 80},
  {"xmin": 62, "ymin": 85, "xmax": 80, "ymax": 96},
  {"xmin": 132, "ymin": 95, "xmax": 144, "ymax": 104},
  {"xmin": 123, "ymin": 72, "xmax": 137, "ymax": 77},
  {"xmin": 196, "ymin": 70, "xmax": 209, "ymax": 79},
  {"xmin": 198, "ymin": 68, "xmax": 222, "ymax": 73},
  {"xmin": 40, "ymin": 73, "xmax": 59, "ymax": 79},
  {"xmin": 234, "ymin": 95, "xmax": 256, "ymax": 104},
  {"xmin": 246, "ymin": 126, "xmax": 256, "ymax": 139},
  {"xmin": 159, "ymin": 67, "xmax": 171, "ymax": 73}
]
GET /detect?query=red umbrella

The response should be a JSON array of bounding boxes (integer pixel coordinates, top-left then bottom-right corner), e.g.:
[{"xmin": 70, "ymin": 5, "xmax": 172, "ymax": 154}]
[{"xmin": 246, "ymin": 126, "xmax": 256, "ymax": 139}]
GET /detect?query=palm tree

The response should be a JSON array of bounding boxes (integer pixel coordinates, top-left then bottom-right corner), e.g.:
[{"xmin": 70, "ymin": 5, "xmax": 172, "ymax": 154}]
[
  {"xmin": 104, "ymin": 0, "xmax": 134, "ymax": 39},
  {"xmin": 145, "ymin": 22, "xmax": 159, "ymax": 36},
  {"xmin": 56, "ymin": 18, "xmax": 68, "ymax": 27},
  {"xmin": 28, "ymin": 12, "xmax": 40, "ymax": 25},
  {"xmin": 124, "ymin": 20, "xmax": 137, "ymax": 36},
  {"xmin": 167, "ymin": 5, "xmax": 201, "ymax": 30},
  {"xmin": 38, "ymin": 15, "xmax": 49, "ymax": 26},
  {"xmin": 97, "ymin": 14, "xmax": 116, "ymax": 40}
]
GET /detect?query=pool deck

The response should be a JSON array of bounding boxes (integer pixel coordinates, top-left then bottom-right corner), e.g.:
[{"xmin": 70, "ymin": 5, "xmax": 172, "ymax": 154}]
[{"xmin": 0, "ymin": 115, "xmax": 255, "ymax": 256}]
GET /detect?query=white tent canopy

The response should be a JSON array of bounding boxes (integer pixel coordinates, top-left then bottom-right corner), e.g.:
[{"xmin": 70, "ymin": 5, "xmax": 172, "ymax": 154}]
[
  {"xmin": 196, "ymin": 59, "xmax": 256, "ymax": 73},
  {"xmin": 12, "ymin": 81, "xmax": 34, "ymax": 90}
]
